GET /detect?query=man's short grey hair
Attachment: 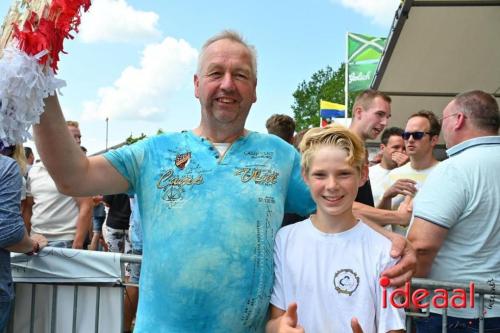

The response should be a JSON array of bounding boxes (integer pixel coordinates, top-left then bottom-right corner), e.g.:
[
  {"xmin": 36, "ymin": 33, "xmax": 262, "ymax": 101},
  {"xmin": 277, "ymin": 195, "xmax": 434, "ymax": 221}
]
[
  {"xmin": 197, "ymin": 30, "xmax": 257, "ymax": 79},
  {"xmin": 454, "ymin": 90, "xmax": 500, "ymax": 133}
]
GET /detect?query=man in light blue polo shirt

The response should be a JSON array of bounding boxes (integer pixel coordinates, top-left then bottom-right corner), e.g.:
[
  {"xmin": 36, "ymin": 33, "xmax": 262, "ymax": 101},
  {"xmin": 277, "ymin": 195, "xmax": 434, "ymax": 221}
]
[{"xmin": 408, "ymin": 90, "xmax": 500, "ymax": 332}]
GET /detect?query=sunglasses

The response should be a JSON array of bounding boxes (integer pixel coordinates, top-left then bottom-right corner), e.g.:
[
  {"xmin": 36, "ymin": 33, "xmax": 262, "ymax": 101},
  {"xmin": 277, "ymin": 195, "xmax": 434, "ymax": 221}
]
[{"xmin": 402, "ymin": 131, "xmax": 432, "ymax": 140}]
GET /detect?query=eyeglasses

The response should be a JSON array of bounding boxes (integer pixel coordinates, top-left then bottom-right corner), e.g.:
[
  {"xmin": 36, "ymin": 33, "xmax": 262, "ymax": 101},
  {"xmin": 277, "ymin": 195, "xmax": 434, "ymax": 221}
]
[
  {"xmin": 402, "ymin": 131, "xmax": 432, "ymax": 140},
  {"xmin": 438, "ymin": 112, "xmax": 460, "ymax": 125}
]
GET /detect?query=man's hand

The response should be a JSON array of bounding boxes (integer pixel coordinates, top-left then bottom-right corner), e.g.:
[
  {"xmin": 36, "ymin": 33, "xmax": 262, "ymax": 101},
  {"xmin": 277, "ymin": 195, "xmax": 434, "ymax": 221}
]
[
  {"xmin": 383, "ymin": 179, "xmax": 417, "ymax": 200},
  {"xmin": 395, "ymin": 196, "xmax": 413, "ymax": 226},
  {"xmin": 92, "ymin": 195, "xmax": 103, "ymax": 206},
  {"xmin": 382, "ymin": 233, "xmax": 416, "ymax": 287},
  {"xmin": 72, "ymin": 237, "xmax": 85, "ymax": 249},
  {"xmin": 398, "ymin": 195, "xmax": 413, "ymax": 213},
  {"xmin": 276, "ymin": 303, "xmax": 304, "ymax": 333},
  {"xmin": 30, "ymin": 234, "xmax": 48, "ymax": 250},
  {"xmin": 351, "ymin": 317, "xmax": 364, "ymax": 333},
  {"xmin": 391, "ymin": 151, "xmax": 409, "ymax": 167}
]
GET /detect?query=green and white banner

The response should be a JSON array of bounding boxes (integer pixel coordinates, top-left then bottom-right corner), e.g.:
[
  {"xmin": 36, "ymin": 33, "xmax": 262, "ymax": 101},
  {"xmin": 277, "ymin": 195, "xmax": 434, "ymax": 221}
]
[{"xmin": 347, "ymin": 32, "xmax": 386, "ymax": 92}]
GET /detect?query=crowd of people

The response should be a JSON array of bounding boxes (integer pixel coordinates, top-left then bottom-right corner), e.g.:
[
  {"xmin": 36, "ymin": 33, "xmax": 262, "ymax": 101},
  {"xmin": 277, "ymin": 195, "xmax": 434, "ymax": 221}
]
[
  {"xmin": 0, "ymin": 121, "xmax": 142, "ymax": 332},
  {"xmin": 1, "ymin": 30, "xmax": 499, "ymax": 333}
]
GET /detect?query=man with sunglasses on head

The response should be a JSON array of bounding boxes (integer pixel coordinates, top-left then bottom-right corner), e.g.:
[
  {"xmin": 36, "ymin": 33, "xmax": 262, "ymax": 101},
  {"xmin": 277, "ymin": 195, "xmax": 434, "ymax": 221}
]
[
  {"xmin": 379, "ymin": 110, "xmax": 440, "ymax": 235},
  {"xmin": 408, "ymin": 91, "xmax": 500, "ymax": 332}
]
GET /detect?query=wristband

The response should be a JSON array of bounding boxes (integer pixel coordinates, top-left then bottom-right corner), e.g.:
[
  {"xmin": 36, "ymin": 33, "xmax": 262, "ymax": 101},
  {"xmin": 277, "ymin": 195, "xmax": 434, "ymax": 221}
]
[{"xmin": 25, "ymin": 240, "xmax": 40, "ymax": 256}]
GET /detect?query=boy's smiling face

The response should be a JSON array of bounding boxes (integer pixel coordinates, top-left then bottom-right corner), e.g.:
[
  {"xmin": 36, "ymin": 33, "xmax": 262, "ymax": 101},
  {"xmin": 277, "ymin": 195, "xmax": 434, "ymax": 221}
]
[{"xmin": 303, "ymin": 145, "xmax": 366, "ymax": 221}]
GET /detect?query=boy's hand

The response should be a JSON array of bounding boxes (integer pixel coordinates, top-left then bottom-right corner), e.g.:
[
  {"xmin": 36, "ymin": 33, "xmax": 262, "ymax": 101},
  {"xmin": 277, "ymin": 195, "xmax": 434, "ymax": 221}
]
[
  {"xmin": 278, "ymin": 303, "xmax": 304, "ymax": 333},
  {"xmin": 382, "ymin": 234, "xmax": 416, "ymax": 287},
  {"xmin": 351, "ymin": 317, "xmax": 364, "ymax": 333}
]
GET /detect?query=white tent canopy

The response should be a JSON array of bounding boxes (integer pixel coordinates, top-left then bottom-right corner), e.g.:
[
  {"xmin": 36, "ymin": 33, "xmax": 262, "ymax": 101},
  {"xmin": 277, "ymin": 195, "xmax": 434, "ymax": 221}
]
[{"xmin": 371, "ymin": 0, "xmax": 500, "ymax": 142}]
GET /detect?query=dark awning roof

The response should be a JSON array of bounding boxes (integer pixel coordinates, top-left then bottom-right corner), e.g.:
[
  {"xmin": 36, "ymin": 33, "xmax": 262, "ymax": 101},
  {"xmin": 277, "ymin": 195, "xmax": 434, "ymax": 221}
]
[{"xmin": 371, "ymin": 0, "xmax": 500, "ymax": 142}]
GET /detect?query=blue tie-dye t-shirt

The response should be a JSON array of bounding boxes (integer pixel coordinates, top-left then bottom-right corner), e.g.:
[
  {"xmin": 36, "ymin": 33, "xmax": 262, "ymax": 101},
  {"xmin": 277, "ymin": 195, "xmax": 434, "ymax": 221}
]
[{"xmin": 104, "ymin": 131, "xmax": 314, "ymax": 332}]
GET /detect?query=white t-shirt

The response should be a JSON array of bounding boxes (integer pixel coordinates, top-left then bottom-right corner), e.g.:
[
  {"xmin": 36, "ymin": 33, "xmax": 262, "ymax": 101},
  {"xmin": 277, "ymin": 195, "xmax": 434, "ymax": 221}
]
[
  {"xmin": 384, "ymin": 162, "xmax": 439, "ymax": 235},
  {"xmin": 26, "ymin": 163, "xmax": 80, "ymax": 241},
  {"xmin": 369, "ymin": 163, "xmax": 391, "ymax": 207},
  {"xmin": 270, "ymin": 219, "xmax": 405, "ymax": 333},
  {"xmin": 213, "ymin": 142, "xmax": 230, "ymax": 156}
]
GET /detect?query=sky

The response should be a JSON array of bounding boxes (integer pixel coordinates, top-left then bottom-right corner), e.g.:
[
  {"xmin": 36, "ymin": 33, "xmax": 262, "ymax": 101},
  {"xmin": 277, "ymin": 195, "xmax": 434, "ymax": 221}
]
[{"xmin": 0, "ymin": 0, "xmax": 400, "ymax": 156}]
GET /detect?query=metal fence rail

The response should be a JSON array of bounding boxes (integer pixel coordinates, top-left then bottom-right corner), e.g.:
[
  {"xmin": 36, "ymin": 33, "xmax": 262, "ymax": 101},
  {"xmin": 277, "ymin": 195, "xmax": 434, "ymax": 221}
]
[
  {"xmin": 9, "ymin": 252, "xmax": 498, "ymax": 333},
  {"xmin": 405, "ymin": 278, "xmax": 500, "ymax": 333},
  {"xmin": 7, "ymin": 252, "xmax": 142, "ymax": 333}
]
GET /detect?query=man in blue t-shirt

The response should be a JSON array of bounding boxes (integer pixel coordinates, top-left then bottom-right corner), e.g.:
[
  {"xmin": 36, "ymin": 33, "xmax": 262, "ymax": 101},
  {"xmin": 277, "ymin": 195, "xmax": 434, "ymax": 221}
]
[{"xmin": 34, "ymin": 31, "xmax": 415, "ymax": 332}]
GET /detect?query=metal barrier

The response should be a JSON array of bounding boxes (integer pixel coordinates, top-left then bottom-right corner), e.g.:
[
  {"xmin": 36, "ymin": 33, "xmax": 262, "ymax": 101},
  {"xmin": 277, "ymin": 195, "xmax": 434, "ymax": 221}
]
[
  {"xmin": 7, "ymin": 250, "xmax": 142, "ymax": 333},
  {"xmin": 9, "ymin": 252, "xmax": 498, "ymax": 333},
  {"xmin": 405, "ymin": 278, "xmax": 500, "ymax": 333}
]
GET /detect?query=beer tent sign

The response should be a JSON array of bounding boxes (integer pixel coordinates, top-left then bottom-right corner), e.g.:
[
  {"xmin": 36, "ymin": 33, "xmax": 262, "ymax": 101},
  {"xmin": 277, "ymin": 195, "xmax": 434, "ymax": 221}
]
[{"xmin": 347, "ymin": 33, "xmax": 386, "ymax": 92}]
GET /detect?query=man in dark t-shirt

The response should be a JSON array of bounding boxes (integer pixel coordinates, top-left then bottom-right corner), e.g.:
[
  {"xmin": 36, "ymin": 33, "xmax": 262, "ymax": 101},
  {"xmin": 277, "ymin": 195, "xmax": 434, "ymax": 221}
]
[
  {"xmin": 349, "ymin": 90, "xmax": 391, "ymax": 207},
  {"xmin": 349, "ymin": 90, "xmax": 412, "ymax": 226},
  {"xmin": 103, "ymin": 193, "xmax": 131, "ymax": 253},
  {"xmin": 355, "ymin": 180, "xmax": 374, "ymax": 206}
]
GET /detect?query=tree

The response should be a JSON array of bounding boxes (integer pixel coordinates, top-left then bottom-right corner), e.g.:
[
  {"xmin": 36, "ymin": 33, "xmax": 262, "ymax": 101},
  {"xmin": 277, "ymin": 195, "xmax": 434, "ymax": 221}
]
[
  {"xmin": 125, "ymin": 128, "xmax": 164, "ymax": 145},
  {"xmin": 291, "ymin": 63, "xmax": 356, "ymax": 131},
  {"xmin": 125, "ymin": 133, "xmax": 147, "ymax": 145}
]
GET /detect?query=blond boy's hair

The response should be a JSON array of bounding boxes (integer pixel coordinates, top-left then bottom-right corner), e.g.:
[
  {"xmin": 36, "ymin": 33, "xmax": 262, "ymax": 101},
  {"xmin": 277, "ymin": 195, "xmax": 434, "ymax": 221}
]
[
  {"xmin": 66, "ymin": 120, "xmax": 79, "ymax": 128},
  {"xmin": 299, "ymin": 124, "xmax": 366, "ymax": 174}
]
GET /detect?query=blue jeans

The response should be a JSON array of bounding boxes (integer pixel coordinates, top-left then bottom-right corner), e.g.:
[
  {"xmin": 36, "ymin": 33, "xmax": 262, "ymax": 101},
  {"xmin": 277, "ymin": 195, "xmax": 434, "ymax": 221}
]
[
  {"xmin": 0, "ymin": 300, "xmax": 12, "ymax": 333},
  {"xmin": 92, "ymin": 216, "xmax": 105, "ymax": 233},
  {"xmin": 416, "ymin": 313, "xmax": 500, "ymax": 333}
]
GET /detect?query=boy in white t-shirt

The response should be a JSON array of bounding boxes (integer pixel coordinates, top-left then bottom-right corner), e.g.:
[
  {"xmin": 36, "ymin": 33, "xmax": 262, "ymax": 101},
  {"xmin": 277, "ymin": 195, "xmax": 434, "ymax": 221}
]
[{"xmin": 266, "ymin": 125, "xmax": 405, "ymax": 333}]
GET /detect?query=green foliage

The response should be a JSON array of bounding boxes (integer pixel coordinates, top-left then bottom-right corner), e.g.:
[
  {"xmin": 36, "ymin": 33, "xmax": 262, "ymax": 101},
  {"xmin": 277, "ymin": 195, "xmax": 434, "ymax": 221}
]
[
  {"xmin": 125, "ymin": 133, "xmax": 147, "ymax": 145},
  {"xmin": 291, "ymin": 63, "xmax": 357, "ymax": 131},
  {"xmin": 125, "ymin": 128, "xmax": 165, "ymax": 145}
]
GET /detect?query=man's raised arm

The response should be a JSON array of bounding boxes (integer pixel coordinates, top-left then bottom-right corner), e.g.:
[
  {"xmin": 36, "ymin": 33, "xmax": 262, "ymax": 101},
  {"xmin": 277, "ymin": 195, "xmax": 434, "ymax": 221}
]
[{"xmin": 34, "ymin": 95, "xmax": 129, "ymax": 196}]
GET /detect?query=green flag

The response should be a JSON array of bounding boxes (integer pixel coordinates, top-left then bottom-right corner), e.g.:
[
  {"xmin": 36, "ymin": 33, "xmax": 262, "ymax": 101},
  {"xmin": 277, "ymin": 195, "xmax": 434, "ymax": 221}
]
[
  {"xmin": 348, "ymin": 63, "xmax": 379, "ymax": 92},
  {"xmin": 347, "ymin": 32, "xmax": 386, "ymax": 92}
]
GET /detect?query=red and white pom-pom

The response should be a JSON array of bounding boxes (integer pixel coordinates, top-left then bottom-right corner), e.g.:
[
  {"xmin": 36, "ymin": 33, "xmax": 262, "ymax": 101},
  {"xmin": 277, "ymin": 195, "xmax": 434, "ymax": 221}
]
[
  {"xmin": 0, "ymin": 45, "xmax": 66, "ymax": 145},
  {"xmin": 0, "ymin": 0, "xmax": 91, "ymax": 144}
]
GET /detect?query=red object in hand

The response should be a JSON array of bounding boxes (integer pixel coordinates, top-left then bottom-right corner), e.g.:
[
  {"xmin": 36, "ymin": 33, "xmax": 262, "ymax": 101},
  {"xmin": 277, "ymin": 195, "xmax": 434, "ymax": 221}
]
[{"xmin": 12, "ymin": 0, "xmax": 92, "ymax": 73}]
